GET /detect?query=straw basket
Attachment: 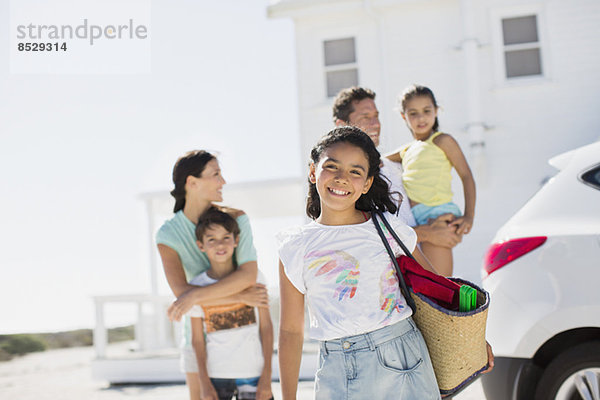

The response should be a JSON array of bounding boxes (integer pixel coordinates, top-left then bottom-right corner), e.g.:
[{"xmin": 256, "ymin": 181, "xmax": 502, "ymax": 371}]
[{"xmin": 410, "ymin": 278, "xmax": 490, "ymax": 396}]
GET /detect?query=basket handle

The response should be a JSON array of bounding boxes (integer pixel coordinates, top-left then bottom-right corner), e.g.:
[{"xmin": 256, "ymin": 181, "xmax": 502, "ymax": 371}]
[{"xmin": 372, "ymin": 211, "xmax": 417, "ymax": 313}]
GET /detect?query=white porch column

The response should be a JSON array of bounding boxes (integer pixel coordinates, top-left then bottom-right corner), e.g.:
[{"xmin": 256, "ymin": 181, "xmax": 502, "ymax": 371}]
[
  {"xmin": 363, "ymin": 0, "xmax": 391, "ymax": 151},
  {"xmin": 460, "ymin": 0, "xmax": 487, "ymax": 183},
  {"xmin": 94, "ymin": 298, "xmax": 107, "ymax": 359}
]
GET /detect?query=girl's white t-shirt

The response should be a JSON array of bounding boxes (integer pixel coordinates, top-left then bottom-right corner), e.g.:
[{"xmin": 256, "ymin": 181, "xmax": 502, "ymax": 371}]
[{"xmin": 277, "ymin": 213, "xmax": 416, "ymax": 341}]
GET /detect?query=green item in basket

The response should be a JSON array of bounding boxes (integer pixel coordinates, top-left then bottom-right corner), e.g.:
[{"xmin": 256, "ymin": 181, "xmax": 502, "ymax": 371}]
[{"xmin": 459, "ymin": 285, "xmax": 477, "ymax": 312}]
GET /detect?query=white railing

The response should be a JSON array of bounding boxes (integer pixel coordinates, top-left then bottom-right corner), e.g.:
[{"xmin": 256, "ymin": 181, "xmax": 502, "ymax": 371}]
[{"xmin": 93, "ymin": 294, "xmax": 178, "ymax": 358}]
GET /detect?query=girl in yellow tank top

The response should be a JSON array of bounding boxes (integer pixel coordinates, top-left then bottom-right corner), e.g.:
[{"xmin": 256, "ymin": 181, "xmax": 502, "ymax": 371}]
[{"xmin": 386, "ymin": 85, "xmax": 476, "ymax": 277}]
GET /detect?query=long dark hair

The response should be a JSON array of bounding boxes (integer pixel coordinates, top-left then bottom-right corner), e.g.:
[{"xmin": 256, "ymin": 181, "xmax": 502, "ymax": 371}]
[
  {"xmin": 170, "ymin": 150, "xmax": 216, "ymax": 213},
  {"xmin": 399, "ymin": 84, "xmax": 440, "ymax": 132},
  {"xmin": 306, "ymin": 126, "xmax": 398, "ymax": 219}
]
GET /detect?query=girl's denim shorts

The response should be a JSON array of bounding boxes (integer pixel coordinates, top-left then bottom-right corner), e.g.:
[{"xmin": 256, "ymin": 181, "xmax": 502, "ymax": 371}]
[{"xmin": 315, "ymin": 317, "xmax": 441, "ymax": 400}]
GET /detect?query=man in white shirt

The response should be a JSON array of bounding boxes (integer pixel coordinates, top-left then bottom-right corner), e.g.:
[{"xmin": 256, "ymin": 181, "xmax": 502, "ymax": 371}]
[{"xmin": 332, "ymin": 86, "xmax": 462, "ymax": 249}]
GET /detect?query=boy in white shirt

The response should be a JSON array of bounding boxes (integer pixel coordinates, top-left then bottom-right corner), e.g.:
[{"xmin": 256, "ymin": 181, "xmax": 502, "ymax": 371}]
[{"xmin": 189, "ymin": 207, "xmax": 273, "ymax": 400}]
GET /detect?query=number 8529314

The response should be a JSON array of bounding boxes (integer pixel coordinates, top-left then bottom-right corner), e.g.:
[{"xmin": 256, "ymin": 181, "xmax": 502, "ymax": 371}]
[{"xmin": 17, "ymin": 42, "xmax": 67, "ymax": 51}]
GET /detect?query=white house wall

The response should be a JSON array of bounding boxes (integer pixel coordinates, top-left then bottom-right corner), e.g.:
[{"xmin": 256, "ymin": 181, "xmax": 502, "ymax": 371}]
[
  {"xmin": 293, "ymin": 9, "xmax": 381, "ymax": 171},
  {"xmin": 379, "ymin": 0, "xmax": 465, "ymax": 147},
  {"xmin": 270, "ymin": 0, "xmax": 600, "ymax": 282}
]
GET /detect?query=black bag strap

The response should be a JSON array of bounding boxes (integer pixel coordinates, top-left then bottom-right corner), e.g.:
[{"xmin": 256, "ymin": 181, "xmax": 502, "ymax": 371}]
[
  {"xmin": 372, "ymin": 211, "xmax": 417, "ymax": 313},
  {"xmin": 377, "ymin": 211, "xmax": 418, "ymax": 262}
]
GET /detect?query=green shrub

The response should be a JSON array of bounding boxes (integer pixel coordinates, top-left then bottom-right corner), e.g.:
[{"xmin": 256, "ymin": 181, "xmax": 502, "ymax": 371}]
[
  {"xmin": 0, "ymin": 348, "xmax": 13, "ymax": 361},
  {"xmin": 41, "ymin": 329, "xmax": 93, "ymax": 348},
  {"xmin": 107, "ymin": 325, "xmax": 134, "ymax": 343},
  {"xmin": 0, "ymin": 324, "xmax": 134, "ymax": 362},
  {"xmin": 0, "ymin": 334, "xmax": 46, "ymax": 355}
]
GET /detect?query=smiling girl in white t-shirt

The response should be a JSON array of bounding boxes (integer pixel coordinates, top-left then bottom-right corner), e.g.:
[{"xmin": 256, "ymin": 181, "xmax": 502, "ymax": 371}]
[{"xmin": 277, "ymin": 126, "xmax": 441, "ymax": 400}]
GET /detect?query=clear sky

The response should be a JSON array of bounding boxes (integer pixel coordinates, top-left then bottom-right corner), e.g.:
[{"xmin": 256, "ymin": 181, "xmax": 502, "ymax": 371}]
[{"xmin": 0, "ymin": 0, "xmax": 302, "ymax": 333}]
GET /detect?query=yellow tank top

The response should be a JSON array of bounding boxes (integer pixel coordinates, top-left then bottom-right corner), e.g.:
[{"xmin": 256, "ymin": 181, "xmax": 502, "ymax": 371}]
[{"xmin": 400, "ymin": 131, "xmax": 453, "ymax": 206}]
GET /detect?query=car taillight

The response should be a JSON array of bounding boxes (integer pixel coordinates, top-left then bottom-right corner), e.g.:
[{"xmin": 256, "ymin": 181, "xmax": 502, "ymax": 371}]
[{"xmin": 482, "ymin": 236, "xmax": 547, "ymax": 278}]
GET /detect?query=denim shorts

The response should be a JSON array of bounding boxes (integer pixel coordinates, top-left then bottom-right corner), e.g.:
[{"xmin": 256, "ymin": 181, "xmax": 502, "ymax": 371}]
[
  {"xmin": 210, "ymin": 377, "xmax": 273, "ymax": 400},
  {"xmin": 315, "ymin": 318, "xmax": 441, "ymax": 400},
  {"xmin": 411, "ymin": 202, "xmax": 462, "ymax": 226}
]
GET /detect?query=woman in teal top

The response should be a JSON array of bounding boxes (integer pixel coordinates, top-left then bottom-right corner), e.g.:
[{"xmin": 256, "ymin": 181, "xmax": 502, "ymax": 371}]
[{"xmin": 156, "ymin": 150, "xmax": 269, "ymax": 400}]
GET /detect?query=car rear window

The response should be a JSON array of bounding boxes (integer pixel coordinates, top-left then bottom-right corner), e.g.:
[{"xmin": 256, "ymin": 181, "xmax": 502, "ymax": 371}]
[{"xmin": 581, "ymin": 164, "xmax": 600, "ymax": 190}]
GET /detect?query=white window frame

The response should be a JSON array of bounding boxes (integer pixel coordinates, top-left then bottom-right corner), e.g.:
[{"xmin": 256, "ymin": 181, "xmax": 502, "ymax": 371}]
[
  {"xmin": 322, "ymin": 36, "xmax": 359, "ymax": 98},
  {"xmin": 491, "ymin": 4, "xmax": 550, "ymax": 86}
]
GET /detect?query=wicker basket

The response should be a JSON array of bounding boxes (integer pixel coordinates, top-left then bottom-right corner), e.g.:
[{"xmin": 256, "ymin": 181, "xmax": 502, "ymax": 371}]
[{"xmin": 410, "ymin": 278, "xmax": 490, "ymax": 396}]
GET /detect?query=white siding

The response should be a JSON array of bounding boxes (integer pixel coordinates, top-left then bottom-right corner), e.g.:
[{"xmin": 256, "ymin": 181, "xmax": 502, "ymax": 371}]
[{"xmin": 270, "ymin": 0, "xmax": 600, "ymax": 283}]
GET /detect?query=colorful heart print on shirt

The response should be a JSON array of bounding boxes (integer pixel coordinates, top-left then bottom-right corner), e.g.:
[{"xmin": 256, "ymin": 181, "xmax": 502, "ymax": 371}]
[
  {"xmin": 305, "ymin": 250, "xmax": 360, "ymax": 301},
  {"xmin": 379, "ymin": 266, "xmax": 405, "ymax": 320}
]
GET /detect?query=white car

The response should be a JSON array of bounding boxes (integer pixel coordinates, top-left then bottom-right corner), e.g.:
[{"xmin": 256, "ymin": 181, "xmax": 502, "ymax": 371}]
[{"xmin": 480, "ymin": 141, "xmax": 600, "ymax": 400}]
